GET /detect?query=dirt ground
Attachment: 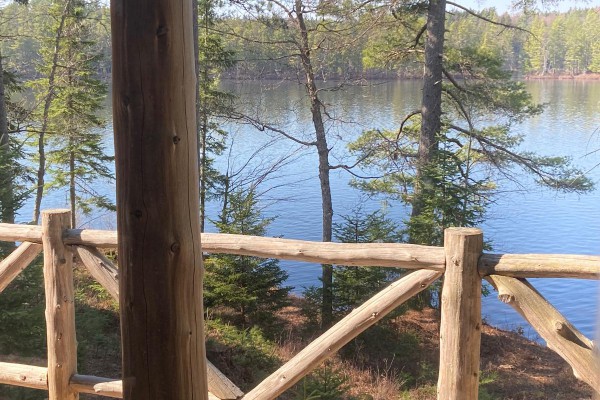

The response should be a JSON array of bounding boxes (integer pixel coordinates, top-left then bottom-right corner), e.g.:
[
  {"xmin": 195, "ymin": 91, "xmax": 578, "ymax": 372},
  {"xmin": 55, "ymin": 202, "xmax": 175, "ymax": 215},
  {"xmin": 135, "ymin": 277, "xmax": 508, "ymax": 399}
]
[{"xmin": 395, "ymin": 308, "xmax": 594, "ymax": 399}]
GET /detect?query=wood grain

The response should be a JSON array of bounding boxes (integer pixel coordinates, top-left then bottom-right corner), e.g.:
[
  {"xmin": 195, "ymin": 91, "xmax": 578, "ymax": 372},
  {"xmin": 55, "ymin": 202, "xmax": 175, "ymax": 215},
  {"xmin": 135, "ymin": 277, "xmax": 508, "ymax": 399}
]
[
  {"xmin": 437, "ymin": 228, "xmax": 483, "ymax": 400},
  {"xmin": 110, "ymin": 0, "xmax": 208, "ymax": 397},
  {"xmin": 42, "ymin": 210, "xmax": 78, "ymax": 400}
]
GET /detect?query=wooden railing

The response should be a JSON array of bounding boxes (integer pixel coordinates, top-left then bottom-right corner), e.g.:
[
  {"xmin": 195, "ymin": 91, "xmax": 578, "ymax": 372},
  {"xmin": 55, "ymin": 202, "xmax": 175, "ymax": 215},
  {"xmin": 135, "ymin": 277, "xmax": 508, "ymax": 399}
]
[{"xmin": 0, "ymin": 210, "xmax": 598, "ymax": 399}]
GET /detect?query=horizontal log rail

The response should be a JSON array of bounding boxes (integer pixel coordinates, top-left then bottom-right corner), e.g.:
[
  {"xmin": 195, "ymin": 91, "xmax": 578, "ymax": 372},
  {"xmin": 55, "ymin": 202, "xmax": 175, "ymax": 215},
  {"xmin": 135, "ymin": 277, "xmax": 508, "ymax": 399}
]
[
  {"xmin": 0, "ymin": 362, "xmax": 221, "ymax": 400},
  {"xmin": 0, "ymin": 224, "xmax": 446, "ymax": 270},
  {"xmin": 479, "ymin": 253, "xmax": 600, "ymax": 279},
  {"xmin": 1, "ymin": 223, "xmax": 599, "ymax": 277}
]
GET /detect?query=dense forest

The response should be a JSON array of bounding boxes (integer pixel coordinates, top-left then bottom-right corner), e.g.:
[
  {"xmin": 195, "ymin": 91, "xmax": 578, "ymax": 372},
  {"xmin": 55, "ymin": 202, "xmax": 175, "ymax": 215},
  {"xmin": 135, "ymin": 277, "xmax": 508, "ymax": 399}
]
[
  {"xmin": 221, "ymin": 6, "xmax": 600, "ymax": 80},
  {"xmin": 0, "ymin": 0, "xmax": 597, "ymax": 399},
  {"xmin": 1, "ymin": 3, "xmax": 600, "ymax": 81}
]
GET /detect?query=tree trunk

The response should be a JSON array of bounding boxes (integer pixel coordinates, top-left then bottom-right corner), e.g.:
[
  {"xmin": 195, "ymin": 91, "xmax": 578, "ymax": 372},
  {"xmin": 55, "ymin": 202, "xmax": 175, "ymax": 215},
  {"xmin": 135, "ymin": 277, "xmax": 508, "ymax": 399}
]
[
  {"xmin": 33, "ymin": 0, "xmax": 71, "ymax": 225},
  {"xmin": 110, "ymin": 0, "xmax": 208, "ymax": 398},
  {"xmin": 295, "ymin": 0, "xmax": 334, "ymax": 328},
  {"xmin": 0, "ymin": 53, "xmax": 13, "ymax": 225},
  {"xmin": 411, "ymin": 0, "xmax": 446, "ymax": 224},
  {"xmin": 194, "ymin": 0, "xmax": 206, "ymax": 233},
  {"xmin": 68, "ymin": 60, "xmax": 76, "ymax": 228},
  {"xmin": 69, "ymin": 149, "xmax": 75, "ymax": 228}
]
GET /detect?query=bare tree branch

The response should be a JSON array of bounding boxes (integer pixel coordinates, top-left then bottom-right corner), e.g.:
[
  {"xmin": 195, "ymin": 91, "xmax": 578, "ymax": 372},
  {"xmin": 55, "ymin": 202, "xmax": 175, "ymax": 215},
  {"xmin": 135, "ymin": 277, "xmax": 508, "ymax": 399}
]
[
  {"xmin": 228, "ymin": 112, "xmax": 317, "ymax": 147},
  {"xmin": 396, "ymin": 109, "xmax": 421, "ymax": 140},
  {"xmin": 446, "ymin": 1, "xmax": 532, "ymax": 35}
]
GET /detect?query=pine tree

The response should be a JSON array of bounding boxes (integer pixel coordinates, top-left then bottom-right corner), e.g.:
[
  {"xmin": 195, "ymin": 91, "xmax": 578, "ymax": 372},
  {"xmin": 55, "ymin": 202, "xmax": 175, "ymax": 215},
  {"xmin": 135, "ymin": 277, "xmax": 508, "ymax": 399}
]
[
  {"xmin": 204, "ymin": 189, "xmax": 291, "ymax": 324},
  {"xmin": 0, "ymin": 65, "xmax": 30, "ymax": 229},
  {"xmin": 30, "ymin": 0, "xmax": 113, "ymax": 227},
  {"xmin": 330, "ymin": 209, "xmax": 402, "ymax": 315},
  {"xmin": 350, "ymin": 2, "xmax": 593, "ymax": 253},
  {"xmin": 197, "ymin": 0, "xmax": 235, "ymax": 233},
  {"xmin": 523, "ymin": 16, "xmax": 548, "ymax": 75}
]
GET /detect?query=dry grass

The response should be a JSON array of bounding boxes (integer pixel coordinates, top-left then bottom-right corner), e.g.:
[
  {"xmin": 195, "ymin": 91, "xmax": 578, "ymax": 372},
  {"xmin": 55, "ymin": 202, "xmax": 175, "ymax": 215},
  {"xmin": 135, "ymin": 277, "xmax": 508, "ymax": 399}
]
[{"xmin": 270, "ymin": 302, "xmax": 595, "ymax": 400}]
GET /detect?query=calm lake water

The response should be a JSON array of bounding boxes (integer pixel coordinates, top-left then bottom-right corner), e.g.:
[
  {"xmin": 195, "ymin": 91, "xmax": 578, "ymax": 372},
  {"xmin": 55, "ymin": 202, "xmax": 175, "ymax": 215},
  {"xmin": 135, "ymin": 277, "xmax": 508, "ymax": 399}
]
[{"xmin": 18, "ymin": 79, "xmax": 600, "ymax": 342}]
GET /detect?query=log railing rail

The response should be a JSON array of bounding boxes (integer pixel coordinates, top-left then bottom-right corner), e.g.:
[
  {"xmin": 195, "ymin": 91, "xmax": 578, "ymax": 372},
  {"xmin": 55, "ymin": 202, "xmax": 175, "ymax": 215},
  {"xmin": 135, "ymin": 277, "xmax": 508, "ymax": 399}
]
[{"xmin": 0, "ymin": 212, "xmax": 598, "ymax": 399}]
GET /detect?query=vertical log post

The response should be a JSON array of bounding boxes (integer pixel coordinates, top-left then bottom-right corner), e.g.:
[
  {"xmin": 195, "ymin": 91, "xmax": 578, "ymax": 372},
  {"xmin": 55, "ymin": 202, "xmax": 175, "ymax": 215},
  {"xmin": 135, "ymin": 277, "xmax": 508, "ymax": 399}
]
[
  {"xmin": 42, "ymin": 209, "xmax": 78, "ymax": 400},
  {"xmin": 437, "ymin": 228, "xmax": 483, "ymax": 400},
  {"xmin": 111, "ymin": 0, "xmax": 208, "ymax": 399}
]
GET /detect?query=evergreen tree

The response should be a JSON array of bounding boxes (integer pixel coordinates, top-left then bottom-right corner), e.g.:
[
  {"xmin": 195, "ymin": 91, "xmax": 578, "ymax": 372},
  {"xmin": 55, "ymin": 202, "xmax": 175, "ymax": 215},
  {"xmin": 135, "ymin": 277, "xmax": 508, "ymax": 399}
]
[
  {"xmin": 0, "ymin": 0, "xmax": 33, "ymax": 227},
  {"xmin": 330, "ymin": 209, "xmax": 402, "ymax": 315},
  {"xmin": 0, "ymin": 65, "xmax": 30, "ymax": 228},
  {"xmin": 197, "ymin": 0, "xmax": 235, "ymax": 233},
  {"xmin": 204, "ymin": 188, "xmax": 291, "ymax": 324},
  {"xmin": 350, "ymin": 1, "xmax": 593, "ymax": 252},
  {"xmin": 30, "ymin": 0, "xmax": 113, "ymax": 227}
]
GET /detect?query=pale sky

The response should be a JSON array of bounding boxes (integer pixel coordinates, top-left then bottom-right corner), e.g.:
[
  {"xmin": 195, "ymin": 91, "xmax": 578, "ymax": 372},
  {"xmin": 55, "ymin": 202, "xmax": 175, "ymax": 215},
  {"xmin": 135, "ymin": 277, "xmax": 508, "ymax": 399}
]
[{"xmin": 453, "ymin": 0, "xmax": 600, "ymax": 13}]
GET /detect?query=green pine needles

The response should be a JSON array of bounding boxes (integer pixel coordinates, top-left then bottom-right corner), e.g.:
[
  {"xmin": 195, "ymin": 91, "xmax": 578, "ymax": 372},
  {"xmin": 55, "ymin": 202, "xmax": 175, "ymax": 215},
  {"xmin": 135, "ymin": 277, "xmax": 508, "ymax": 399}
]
[{"xmin": 30, "ymin": 0, "xmax": 113, "ymax": 227}]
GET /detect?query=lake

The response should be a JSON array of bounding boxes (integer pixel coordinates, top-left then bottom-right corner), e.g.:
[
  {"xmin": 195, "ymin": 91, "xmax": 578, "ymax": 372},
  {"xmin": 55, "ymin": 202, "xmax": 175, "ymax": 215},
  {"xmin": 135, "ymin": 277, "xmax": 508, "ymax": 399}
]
[{"xmin": 18, "ymin": 79, "xmax": 600, "ymax": 342}]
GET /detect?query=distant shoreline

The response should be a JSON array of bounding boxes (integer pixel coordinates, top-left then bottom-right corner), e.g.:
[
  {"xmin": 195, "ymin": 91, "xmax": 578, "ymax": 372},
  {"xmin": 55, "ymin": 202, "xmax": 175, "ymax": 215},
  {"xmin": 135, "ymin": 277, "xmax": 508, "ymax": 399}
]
[
  {"xmin": 220, "ymin": 73, "xmax": 600, "ymax": 82},
  {"xmin": 524, "ymin": 73, "xmax": 600, "ymax": 80}
]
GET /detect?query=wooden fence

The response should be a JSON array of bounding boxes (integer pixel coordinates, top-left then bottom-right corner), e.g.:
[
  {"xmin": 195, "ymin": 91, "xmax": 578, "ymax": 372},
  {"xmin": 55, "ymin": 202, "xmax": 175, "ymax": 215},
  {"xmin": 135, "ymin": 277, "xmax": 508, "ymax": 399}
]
[{"xmin": 0, "ymin": 210, "xmax": 598, "ymax": 399}]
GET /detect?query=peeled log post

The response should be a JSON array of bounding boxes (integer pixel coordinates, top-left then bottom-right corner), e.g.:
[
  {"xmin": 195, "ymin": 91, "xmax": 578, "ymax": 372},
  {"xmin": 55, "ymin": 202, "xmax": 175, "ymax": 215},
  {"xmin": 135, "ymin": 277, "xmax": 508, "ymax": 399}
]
[
  {"xmin": 0, "ymin": 241, "xmax": 42, "ymax": 293},
  {"xmin": 42, "ymin": 210, "xmax": 78, "ymax": 400},
  {"xmin": 486, "ymin": 275, "xmax": 600, "ymax": 394},
  {"xmin": 243, "ymin": 269, "xmax": 442, "ymax": 400},
  {"xmin": 437, "ymin": 228, "xmax": 483, "ymax": 400},
  {"xmin": 110, "ymin": 0, "xmax": 208, "ymax": 399}
]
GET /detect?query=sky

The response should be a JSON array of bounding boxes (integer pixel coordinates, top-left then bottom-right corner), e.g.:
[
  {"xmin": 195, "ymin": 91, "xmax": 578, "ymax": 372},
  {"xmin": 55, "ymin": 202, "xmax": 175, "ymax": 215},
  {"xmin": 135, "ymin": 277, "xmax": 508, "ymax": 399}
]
[{"xmin": 453, "ymin": 0, "xmax": 600, "ymax": 13}]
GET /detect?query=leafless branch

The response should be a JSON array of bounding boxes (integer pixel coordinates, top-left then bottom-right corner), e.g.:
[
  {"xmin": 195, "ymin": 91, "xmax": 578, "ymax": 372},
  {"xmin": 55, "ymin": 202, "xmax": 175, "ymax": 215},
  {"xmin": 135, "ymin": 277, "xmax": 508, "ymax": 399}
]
[
  {"xmin": 446, "ymin": 1, "xmax": 532, "ymax": 36},
  {"xmin": 396, "ymin": 110, "xmax": 421, "ymax": 140},
  {"xmin": 229, "ymin": 111, "xmax": 317, "ymax": 147}
]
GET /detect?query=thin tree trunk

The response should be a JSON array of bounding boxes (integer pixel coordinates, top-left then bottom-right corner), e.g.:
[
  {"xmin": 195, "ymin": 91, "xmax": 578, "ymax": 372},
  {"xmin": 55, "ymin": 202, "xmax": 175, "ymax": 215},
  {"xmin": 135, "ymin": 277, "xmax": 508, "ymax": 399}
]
[
  {"xmin": 33, "ymin": 0, "xmax": 71, "ymax": 225},
  {"xmin": 0, "ymin": 52, "xmax": 14, "ymax": 224},
  {"xmin": 194, "ymin": 0, "xmax": 206, "ymax": 233},
  {"xmin": 411, "ymin": 0, "xmax": 446, "ymax": 225},
  {"xmin": 69, "ymin": 149, "xmax": 76, "ymax": 228},
  {"xmin": 67, "ymin": 47, "xmax": 76, "ymax": 229},
  {"xmin": 295, "ymin": 0, "xmax": 334, "ymax": 328},
  {"xmin": 220, "ymin": 175, "xmax": 229, "ymax": 226}
]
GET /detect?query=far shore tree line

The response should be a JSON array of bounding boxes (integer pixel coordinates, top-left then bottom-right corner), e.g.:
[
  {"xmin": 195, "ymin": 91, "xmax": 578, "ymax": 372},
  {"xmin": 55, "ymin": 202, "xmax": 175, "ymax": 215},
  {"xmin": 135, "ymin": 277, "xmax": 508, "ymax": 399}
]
[{"xmin": 0, "ymin": 0, "xmax": 595, "ymax": 344}]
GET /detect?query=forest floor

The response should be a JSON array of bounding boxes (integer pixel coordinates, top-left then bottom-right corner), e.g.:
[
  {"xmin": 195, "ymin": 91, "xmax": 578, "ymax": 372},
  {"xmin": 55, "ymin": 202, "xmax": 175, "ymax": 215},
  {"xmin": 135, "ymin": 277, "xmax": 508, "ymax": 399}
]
[
  {"xmin": 0, "ymin": 296, "xmax": 595, "ymax": 400},
  {"xmin": 206, "ymin": 298, "xmax": 595, "ymax": 400}
]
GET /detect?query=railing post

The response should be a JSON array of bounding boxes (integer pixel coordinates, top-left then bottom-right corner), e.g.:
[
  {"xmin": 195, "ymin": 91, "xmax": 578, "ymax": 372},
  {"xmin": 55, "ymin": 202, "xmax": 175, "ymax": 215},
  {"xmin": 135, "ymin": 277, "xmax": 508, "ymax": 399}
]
[
  {"xmin": 42, "ymin": 209, "xmax": 78, "ymax": 400},
  {"xmin": 438, "ymin": 227, "xmax": 483, "ymax": 400}
]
